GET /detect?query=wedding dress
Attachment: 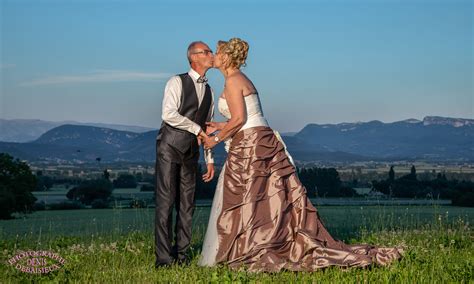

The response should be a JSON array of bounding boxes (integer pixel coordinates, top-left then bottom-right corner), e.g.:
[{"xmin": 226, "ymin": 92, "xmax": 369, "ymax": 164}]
[{"xmin": 199, "ymin": 94, "xmax": 402, "ymax": 272}]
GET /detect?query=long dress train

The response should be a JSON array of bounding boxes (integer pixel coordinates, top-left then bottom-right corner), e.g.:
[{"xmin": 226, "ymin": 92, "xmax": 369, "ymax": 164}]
[{"xmin": 199, "ymin": 95, "xmax": 403, "ymax": 272}]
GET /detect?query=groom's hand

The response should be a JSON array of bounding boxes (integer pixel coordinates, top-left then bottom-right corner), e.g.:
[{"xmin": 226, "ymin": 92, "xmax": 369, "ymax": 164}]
[
  {"xmin": 197, "ymin": 129, "xmax": 208, "ymax": 146},
  {"xmin": 198, "ymin": 129, "xmax": 209, "ymax": 140},
  {"xmin": 202, "ymin": 163, "xmax": 215, "ymax": 182}
]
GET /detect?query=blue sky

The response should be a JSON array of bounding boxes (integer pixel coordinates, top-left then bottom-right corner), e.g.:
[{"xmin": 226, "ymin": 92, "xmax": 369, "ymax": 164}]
[{"xmin": 1, "ymin": 0, "xmax": 472, "ymax": 132}]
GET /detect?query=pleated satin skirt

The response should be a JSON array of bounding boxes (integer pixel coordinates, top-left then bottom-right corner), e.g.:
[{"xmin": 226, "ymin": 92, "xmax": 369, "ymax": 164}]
[{"xmin": 215, "ymin": 126, "xmax": 403, "ymax": 272}]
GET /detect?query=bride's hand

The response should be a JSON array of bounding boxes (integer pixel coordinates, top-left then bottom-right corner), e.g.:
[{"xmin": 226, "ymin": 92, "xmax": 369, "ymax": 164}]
[
  {"xmin": 203, "ymin": 135, "xmax": 218, "ymax": 150},
  {"xmin": 205, "ymin": 122, "xmax": 226, "ymax": 135}
]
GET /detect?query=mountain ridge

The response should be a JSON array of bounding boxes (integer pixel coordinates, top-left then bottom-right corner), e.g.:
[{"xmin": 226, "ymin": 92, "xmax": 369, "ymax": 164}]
[{"xmin": 0, "ymin": 116, "xmax": 472, "ymax": 163}]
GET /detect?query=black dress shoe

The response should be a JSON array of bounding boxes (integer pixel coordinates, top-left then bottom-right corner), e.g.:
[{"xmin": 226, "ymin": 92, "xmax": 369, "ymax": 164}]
[
  {"xmin": 173, "ymin": 257, "xmax": 190, "ymax": 265},
  {"xmin": 155, "ymin": 262, "xmax": 171, "ymax": 269}
]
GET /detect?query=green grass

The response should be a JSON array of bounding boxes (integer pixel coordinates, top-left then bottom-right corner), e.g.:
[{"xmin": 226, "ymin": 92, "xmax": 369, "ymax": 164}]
[
  {"xmin": 1, "ymin": 205, "xmax": 472, "ymax": 240},
  {"xmin": 1, "ymin": 205, "xmax": 473, "ymax": 282}
]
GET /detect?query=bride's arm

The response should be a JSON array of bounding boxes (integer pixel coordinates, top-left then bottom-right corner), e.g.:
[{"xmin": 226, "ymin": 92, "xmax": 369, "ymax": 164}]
[
  {"xmin": 214, "ymin": 79, "xmax": 246, "ymax": 141},
  {"xmin": 205, "ymin": 121, "xmax": 227, "ymax": 135},
  {"xmin": 202, "ymin": 79, "xmax": 246, "ymax": 148}
]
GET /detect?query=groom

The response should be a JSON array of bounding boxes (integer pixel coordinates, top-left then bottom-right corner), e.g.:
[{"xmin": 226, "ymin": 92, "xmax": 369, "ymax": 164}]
[{"xmin": 155, "ymin": 41, "xmax": 215, "ymax": 267}]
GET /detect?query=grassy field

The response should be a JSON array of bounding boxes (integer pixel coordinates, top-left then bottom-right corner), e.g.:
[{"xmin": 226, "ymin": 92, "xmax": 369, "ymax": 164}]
[{"xmin": 1, "ymin": 205, "xmax": 473, "ymax": 282}]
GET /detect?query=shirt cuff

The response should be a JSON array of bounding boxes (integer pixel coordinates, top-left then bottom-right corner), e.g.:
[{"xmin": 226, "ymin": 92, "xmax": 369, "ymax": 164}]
[
  {"xmin": 204, "ymin": 149, "xmax": 214, "ymax": 164},
  {"xmin": 192, "ymin": 124, "xmax": 202, "ymax": 136}
]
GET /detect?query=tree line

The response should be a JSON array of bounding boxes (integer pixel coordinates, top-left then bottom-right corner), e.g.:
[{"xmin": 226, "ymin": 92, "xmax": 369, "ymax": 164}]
[
  {"xmin": 1, "ymin": 153, "xmax": 473, "ymax": 219},
  {"xmin": 371, "ymin": 166, "xmax": 474, "ymax": 206}
]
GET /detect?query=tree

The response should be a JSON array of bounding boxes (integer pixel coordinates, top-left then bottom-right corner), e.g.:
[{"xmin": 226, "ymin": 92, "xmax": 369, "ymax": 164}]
[
  {"xmin": 91, "ymin": 199, "xmax": 109, "ymax": 209},
  {"xmin": 372, "ymin": 179, "xmax": 391, "ymax": 196},
  {"xmin": 140, "ymin": 184, "xmax": 155, "ymax": 192},
  {"xmin": 35, "ymin": 175, "xmax": 54, "ymax": 191},
  {"xmin": 297, "ymin": 167, "xmax": 352, "ymax": 197},
  {"xmin": 410, "ymin": 165, "xmax": 417, "ymax": 178},
  {"xmin": 103, "ymin": 169, "xmax": 110, "ymax": 181},
  {"xmin": 0, "ymin": 185, "xmax": 16, "ymax": 219},
  {"xmin": 339, "ymin": 185, "xmax": 359, "ymax": 197},
  {"xmin": 113, "ymin": 174, "xmax": 137, "ymax": 188},
  {"xmin": 0, "ymin": 153, "xmax": 37, "ymax": 219},
  {"xmin": 135, "ymin": 172, "xmax": 143, "ymax": 182},
  {"xmin": 67, "ymin": 179, "xmax": 113, "ymax": 205},
  {"xmin": 96, "ymin": 157, "xmax": 102, "ymax": 174},
  {"xmin": 451, "ymin": 180, "xmax": 474, "ymax": 207},
  {"xmin": 389, "ymin": 166, "xmax": 395, "ymax": 182}
]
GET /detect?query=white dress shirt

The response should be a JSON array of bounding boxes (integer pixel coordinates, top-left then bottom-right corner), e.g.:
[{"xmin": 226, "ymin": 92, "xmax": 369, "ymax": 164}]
[{"xmin": 161, "ymin": 68, "xmax": 214, "ymax": 164}]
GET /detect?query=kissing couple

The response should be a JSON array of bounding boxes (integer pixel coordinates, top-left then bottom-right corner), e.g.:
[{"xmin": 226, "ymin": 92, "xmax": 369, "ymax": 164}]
[{"xmin": 154, "ymin": 38, "xmax": 403, "ymax": 272}]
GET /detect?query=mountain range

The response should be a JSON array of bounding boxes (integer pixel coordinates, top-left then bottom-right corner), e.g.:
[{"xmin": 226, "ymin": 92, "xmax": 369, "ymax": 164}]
[
  {"xmin": 0, "ymin": 119, "xmax": 154, "ymax": 142},
  {"xmin": 0, "ymin": 116, "xmax": 472, "ymax": 163}
]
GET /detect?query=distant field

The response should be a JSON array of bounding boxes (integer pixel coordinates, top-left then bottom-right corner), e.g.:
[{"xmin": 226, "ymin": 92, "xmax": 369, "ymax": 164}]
[
  {"xmin": 1, "ymin": 205, "xmax": 472, "ymax": 241},
  {"xmin": 33, "ymin": 187, "xmax": 453, "ymax": 207},
  {"xmin": 32, "ymin": 187, "xmax": 153, "ymax": 204}
]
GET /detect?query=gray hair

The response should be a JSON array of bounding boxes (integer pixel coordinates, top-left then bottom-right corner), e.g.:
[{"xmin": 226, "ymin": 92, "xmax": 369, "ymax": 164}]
[{"xmin": 187, "ymin": 41, "xmax": 206, "ymax": 64}]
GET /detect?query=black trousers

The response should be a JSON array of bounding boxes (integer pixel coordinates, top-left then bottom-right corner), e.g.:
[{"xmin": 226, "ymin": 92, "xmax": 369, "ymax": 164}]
[{"xmin": 155, "ymin": 140, "xmax": 198, "ymax": 265}]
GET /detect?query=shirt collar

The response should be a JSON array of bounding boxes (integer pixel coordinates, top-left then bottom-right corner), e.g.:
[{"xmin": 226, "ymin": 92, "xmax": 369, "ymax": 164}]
[{"xmin": 188, "ymin": 68, "xmax": 202, "ymax": 82}]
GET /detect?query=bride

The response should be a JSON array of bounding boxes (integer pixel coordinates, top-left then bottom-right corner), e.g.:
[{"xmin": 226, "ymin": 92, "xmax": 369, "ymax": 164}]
[{"xmin": 197, "ymin": 38, "xmax": 403, "ymax": 272}]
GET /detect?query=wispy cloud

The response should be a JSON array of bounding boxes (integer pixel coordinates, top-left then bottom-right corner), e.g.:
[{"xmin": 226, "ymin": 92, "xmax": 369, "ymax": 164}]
[
  {"xmin": 1, "ymin": 63, "xmax": 16, "ymax": 69},
  {"xmin": 20, "ymin": 69, "xmax": 172, "ymax": 86}
]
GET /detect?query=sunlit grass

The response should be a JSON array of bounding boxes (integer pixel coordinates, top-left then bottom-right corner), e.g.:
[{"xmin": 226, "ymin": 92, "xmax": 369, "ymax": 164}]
[{"xmin": 1, "ymin": 205, "xmax": 473, "ymax": 282}]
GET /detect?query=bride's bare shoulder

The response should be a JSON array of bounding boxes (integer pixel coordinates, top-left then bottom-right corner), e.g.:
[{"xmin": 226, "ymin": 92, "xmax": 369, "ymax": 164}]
[
  {"xmin": 224, "ymin": 76, "xmax": 242, "ymax": 89},
  {"xmin": 227, "ymin": 72, "xmax": 252, "ymax": 87},
  {"xmin": 227, "ymin": 72, "xmax": 244, "ymax": 81}
]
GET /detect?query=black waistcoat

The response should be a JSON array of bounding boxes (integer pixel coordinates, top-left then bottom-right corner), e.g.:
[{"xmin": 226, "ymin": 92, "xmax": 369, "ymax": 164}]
[{"xmin": 157, "ymin": 73, "xmax": 212, "ymax": 155}]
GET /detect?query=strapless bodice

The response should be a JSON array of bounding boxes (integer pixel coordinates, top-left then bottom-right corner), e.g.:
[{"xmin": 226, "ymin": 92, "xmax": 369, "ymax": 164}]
[{"xmin": 218, "ymin": 94, "xmax": 269, "ymax": 130}]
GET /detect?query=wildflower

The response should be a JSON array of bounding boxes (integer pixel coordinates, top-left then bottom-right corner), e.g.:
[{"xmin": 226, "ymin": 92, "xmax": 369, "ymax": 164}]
[{"xmin": 88, "ymin": 244, "xmax": 95, "ymax": 252}]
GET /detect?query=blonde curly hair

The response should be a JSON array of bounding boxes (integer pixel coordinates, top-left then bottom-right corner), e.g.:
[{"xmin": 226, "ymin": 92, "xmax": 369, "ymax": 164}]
[{"xmin": 217, "ymin": 38, "xmax": 249, "ymax": 69}]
